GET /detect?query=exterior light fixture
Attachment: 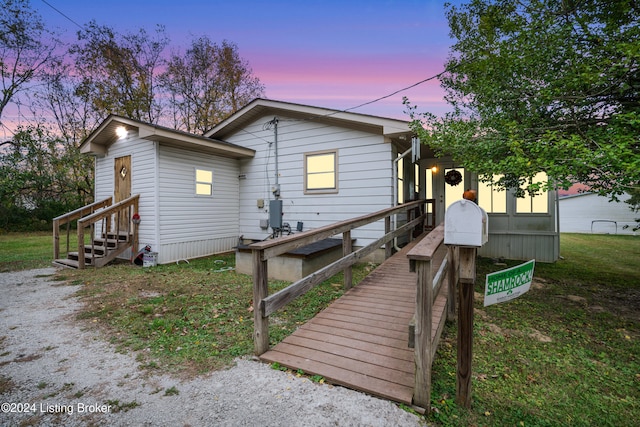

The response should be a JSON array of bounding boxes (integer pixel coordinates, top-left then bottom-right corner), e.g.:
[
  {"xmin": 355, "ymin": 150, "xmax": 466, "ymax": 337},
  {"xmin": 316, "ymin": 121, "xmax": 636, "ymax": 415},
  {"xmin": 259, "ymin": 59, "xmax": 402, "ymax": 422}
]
[
  {"xmin": 116, "ymin": 126, "xmax": 127, "ymax": 139},
  {"xmin": 431, "ymin": 165, "xmax": 438, "ymax": 173}
]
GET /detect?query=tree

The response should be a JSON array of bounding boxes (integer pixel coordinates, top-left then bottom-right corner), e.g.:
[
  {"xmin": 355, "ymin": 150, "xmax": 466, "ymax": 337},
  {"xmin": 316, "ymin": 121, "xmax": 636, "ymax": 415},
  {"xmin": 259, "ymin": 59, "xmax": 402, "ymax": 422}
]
[
  {"xmin": 0, "ymin": 0, "xmax": 59, "ymax": 123},
  {"xmin": 406, "ymin": 0, "xmax": 639, "ymax": 199},
  {"xmin": 0, "ymin": 125, "xmax": 92, "ymax": 231},
  {"xmin": 70, "ymin": 21, "xmax": 169, "ymax": 123},
  {"xmin": 161, "ymin": 37, "xmax": 264, "ymax": 133}
]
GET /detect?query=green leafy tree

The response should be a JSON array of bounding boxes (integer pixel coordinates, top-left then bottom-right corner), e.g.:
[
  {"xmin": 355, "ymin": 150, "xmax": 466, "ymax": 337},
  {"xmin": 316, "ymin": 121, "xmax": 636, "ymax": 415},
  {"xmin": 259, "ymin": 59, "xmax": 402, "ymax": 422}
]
[
  {"xmin": 70, "ymin": 21, "xmax": 169, "ymax": 123},
  {"xmin": 0, "ymin": 126, "xmax": 92, "ymax": 231},
  {"xmin": 160, "ymin": 37, "xmax": 264, "ymax": 133},
  {"xmin": 406, "ymin": 0, "xmax": 639, "ymax": 199}
]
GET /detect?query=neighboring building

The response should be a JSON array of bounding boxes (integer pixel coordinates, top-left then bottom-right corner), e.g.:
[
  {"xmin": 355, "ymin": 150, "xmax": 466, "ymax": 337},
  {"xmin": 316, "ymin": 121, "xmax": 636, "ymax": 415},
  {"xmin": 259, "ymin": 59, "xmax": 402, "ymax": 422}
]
[
  {"xmin": 559, "ymin": 192, "xmax": 637, "ymax": 235},
  {"xmin": 76, "ymin": 98, "xmax": 561, "ymax": 266}
]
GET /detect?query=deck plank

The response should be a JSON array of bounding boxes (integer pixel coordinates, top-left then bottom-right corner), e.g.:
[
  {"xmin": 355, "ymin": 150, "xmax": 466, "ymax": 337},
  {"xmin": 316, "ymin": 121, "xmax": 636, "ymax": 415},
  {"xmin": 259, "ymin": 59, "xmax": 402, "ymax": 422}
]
[{"xmin": 260, "ymin": 235, "xmax": 445, "ymax": 406}]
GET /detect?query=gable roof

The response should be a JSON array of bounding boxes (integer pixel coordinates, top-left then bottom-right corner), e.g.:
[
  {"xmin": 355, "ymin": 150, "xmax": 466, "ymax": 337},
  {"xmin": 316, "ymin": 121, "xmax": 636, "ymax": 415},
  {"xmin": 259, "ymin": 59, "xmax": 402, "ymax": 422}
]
[
  {"xmin": 204, "ymin": 98, "xmax": 413, "ymax": 141},
  {"xmin": 80, "ymin": 115, "xmax": 255, "ymax": 159}
]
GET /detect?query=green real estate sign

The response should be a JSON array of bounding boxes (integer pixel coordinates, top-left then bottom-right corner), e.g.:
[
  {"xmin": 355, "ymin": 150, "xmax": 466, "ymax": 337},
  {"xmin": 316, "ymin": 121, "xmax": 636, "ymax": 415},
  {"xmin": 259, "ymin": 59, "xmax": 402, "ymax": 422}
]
[{"xmin": 484, "ymin": 260, "xmax": 535, "ymax": 307}]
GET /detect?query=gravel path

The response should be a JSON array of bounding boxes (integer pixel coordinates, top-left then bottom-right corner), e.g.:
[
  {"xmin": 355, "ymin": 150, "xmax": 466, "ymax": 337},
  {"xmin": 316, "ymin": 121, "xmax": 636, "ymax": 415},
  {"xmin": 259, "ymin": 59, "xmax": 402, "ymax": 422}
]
[{"xmin": 0, "ymin": 268, "xmax": 425, "ymax": 426}]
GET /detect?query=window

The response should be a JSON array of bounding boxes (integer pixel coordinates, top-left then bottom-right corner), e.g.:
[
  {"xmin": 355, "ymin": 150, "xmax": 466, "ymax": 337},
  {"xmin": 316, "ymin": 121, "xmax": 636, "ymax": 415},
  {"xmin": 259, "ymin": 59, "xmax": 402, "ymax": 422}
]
[
  {"xmin": 195, "ymin": 168, "xmax": 213, "ymax": 196},
  {"xmin": 478, "ymin": 175, "xmax": 507, "ymax": 213},
  {"xmin": 516, "ymin": 172, "xmax": 548, "ymax": 213},
  {"xmin": 304, "ymin": 150, "xmax": 337, "ymax": 193}
]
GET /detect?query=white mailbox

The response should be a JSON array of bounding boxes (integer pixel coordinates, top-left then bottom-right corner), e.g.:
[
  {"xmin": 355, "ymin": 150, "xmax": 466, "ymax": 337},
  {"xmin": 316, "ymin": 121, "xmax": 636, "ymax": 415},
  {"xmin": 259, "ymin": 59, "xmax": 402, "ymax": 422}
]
[{"xmin": 444, "ymin": 199, "xmax": 489, "ymax": 247}]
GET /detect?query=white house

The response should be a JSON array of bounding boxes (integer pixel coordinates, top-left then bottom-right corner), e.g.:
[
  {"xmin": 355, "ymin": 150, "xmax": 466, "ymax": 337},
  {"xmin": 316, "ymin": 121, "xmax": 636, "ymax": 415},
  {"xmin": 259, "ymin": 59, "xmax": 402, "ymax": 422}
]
[
  {"xmin": 75, "ymin": 98, "xmax": 560, "ymax": 267},
  {"xmin": 559, "ymin": 192, "xmax": 637, "ymax": 235},
  {"xmin": 79, "ymin": 115, "xmax": 255, "ymax": 264}
]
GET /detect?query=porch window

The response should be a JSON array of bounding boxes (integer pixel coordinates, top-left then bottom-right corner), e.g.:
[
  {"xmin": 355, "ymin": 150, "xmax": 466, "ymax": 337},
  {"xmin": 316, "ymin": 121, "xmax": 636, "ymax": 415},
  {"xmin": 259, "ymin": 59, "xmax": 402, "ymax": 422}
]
[
  {"xmin": 304, "ymin": 150, "xmax": 337, "ymax": 193},
  {"xmin": 195, "ymin": 168, "xmax": 213, "ymax": 196},
  {"xmin": 516, "ymin": 172, "xmax": 548, "ymax": 213},
  {"xmin": 478, "ymin": 175, "xmax": 507, "ymax": 213}
]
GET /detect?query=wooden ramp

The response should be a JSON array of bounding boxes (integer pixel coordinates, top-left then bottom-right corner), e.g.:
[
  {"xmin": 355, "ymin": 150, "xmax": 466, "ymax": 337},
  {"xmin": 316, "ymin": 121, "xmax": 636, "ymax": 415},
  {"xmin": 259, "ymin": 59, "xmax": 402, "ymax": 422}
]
[{"xmin": 260, "ymin": 236, "xmax": 446, "ymax": 405}]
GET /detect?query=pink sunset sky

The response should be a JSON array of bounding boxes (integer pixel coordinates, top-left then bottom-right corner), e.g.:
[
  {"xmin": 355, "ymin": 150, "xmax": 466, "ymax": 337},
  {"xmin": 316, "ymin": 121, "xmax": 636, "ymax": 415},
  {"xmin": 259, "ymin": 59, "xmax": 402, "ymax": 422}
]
[{"xmin": 34, "ymin": 0, "xmax": 461, "ymax": 120}]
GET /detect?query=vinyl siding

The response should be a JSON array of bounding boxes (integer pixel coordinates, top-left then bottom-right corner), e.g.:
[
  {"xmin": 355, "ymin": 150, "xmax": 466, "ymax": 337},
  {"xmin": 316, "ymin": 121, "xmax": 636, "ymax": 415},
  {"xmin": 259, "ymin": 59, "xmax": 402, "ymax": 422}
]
[
  {"xmin": 93, "ymin": 132, "xmax": 158, "ymax": 253},
  {"xmin": 229, "ymin": 115, "xmax": 394, "ymax": 247},
  {"xmin": 157, "ymin": 144, "xmax": 240, "ymax": 262}
]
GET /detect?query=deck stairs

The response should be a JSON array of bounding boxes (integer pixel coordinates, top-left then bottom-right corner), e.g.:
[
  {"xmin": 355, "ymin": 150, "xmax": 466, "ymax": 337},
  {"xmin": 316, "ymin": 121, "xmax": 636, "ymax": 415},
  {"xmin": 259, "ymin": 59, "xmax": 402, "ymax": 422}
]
[
  {"xmin": 53, "ymin": 231, "xmax": 134, "ymax": 269},
  {"xmin": 52, "ymin": 195, "xmax": 140, "ymax": 269}
]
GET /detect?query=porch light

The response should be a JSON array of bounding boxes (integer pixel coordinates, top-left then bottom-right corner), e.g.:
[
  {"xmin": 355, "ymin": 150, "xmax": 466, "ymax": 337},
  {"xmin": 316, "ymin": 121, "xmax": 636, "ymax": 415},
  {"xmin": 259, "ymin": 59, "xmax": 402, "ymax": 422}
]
[
  {"xmin": 431, "ymin": 165, "xmax": 438, "ymax": 173},
  {"xmin": 116, "ymin": 126, "xmax": 128, "ymax": 139}
]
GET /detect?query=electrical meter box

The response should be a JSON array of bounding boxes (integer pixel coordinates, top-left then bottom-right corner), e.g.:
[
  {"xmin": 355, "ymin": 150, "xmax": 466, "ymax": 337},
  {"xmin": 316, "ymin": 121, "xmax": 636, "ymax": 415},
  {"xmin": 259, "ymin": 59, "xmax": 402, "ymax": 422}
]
[
  {"xmin": 269, "ymin": 199, "xmax": 283, "ymax": 229},
  {"xmin": 444, "ymin": 199, "xmax": 488, "ymax": 247}
]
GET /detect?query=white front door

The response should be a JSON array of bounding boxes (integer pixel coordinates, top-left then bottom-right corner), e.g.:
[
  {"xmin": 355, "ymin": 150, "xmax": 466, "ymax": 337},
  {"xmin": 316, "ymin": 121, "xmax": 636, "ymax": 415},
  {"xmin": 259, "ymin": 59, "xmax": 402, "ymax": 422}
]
[{"xmin": 424, "ymin": 161, "xmax": 466, "ymax": 226}]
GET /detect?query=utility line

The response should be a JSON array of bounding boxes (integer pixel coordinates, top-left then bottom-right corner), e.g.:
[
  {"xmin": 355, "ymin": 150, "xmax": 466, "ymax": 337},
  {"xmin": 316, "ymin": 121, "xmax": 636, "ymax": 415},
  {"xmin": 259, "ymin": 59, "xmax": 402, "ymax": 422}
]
[{"xmin": 40, "ymin": 0, "xmax": 84, "ymax": 30}]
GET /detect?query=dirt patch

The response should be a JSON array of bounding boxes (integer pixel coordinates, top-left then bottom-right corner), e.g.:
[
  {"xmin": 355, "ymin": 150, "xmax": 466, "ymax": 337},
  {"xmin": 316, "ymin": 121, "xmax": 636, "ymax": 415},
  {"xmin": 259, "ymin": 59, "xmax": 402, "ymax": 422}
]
[{"xmin": 0, "ymin": 268, "xmax": 424, "ymax": 426}]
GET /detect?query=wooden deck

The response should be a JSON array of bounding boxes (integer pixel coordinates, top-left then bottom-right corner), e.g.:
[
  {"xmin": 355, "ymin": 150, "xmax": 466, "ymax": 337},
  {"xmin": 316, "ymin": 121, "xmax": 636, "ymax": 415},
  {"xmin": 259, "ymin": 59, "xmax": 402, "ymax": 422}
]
[{"xmin": 260, "ymin": 235, "xmax": 447, "ymax": 405}]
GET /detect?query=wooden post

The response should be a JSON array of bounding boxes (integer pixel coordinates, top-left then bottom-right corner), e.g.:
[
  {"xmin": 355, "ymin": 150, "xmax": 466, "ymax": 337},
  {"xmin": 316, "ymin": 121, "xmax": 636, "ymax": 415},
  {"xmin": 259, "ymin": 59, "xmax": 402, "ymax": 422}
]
[
  {"xmin": 77, "ymin": 224, "xmax": 85, "ymax": 269},
  {"xmin": 343, "ymin": 230, "xmax": 353, "ymax": 290},
  {"xmin": 132, "ymin": 199, "xmax": 139, "ymax": 255},
  {"xmin": 53, "ymin": 219, "xmax": 60, "ymax": 260},
  {"xmin": 413, "ymin": 258, "xmax": 433, "ymax": 410},
  {"xmin": 456, "ymin": 246, "xmax": 476, "ymax": 408},
  {"xmin": 384, "ymin": 216, "xmax": 392, "ymax": 259},
  {"xmin": 447, "ymin": 246, "xmax": 458, "ymax": 321},
  {"xmin": 253, "ymin": 248, "xmax": 270, "ymax": 355}
]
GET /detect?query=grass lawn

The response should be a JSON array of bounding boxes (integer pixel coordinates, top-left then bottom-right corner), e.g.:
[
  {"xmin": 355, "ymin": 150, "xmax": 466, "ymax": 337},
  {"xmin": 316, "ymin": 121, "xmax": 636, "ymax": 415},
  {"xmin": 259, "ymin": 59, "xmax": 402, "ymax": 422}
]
[
  {"xmin": 430, "ymin": 233, "xmax": 640, "ymax": 426},
  {"xmin": 1, "ymin": 232, "xmax": 638, "ymax": 425},
  {"xmin": 0, "ymin": 232, "xmax": 53, "ymax": 271}
]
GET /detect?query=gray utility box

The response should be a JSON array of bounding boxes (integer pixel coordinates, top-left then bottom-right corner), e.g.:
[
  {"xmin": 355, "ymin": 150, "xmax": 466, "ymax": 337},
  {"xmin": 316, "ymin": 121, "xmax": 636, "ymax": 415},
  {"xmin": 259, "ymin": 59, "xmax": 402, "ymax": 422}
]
[
  {"xmin": 444, "ymin": 199, "xmax": 488, "ymax": 247},
  {"xmin": 269, "ymin": 199, "xmax": 283, "ymax": 229}
]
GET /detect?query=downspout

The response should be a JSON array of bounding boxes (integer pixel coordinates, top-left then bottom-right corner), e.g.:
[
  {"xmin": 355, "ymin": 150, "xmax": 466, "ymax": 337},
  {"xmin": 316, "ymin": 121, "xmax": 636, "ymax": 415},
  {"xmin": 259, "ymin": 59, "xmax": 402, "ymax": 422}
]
[{"xmin": 393, "ymin": 147, "xmax": 413, "ymax": 251}]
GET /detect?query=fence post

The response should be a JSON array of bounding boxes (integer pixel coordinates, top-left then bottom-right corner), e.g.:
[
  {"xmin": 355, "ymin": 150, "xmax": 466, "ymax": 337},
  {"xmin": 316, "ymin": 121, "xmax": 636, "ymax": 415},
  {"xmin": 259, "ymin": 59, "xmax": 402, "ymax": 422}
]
[
  {"xmin": 77, "ymin": 224, "xmax": 85, "ymax": 269},
  {"xmin": 343, "ymin": 230, "xmax": 353, "ymax": 290},
  {"xmin": 384, "ymin": 216, "xmax": 392, "ymax": 259},
  {"xmin": 456, "ymin": 247, "xmax": 476, "ymax": 408},
  {"xmin": 447, "ymin": 246, "xmax": 459, "ymax": 321},
  {"xmin": 413, "ymin": 257, "xmax": 433, "ymax": 411},
  {"xmin": 53, "ymin": 219, "xmax": 60, "ymax": 260},
  {"xmin": 253, "ymin": 248, "xmax": 270, "ymax": 355}
]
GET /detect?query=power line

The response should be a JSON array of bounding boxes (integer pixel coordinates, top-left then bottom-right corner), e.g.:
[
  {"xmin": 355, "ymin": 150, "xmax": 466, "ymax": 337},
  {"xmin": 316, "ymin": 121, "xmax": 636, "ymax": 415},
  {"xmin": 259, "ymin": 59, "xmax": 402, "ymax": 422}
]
[
  {"xmin": 342, "ymin": 71, "xmax": 447, "ymax": 114},
  {"xmin": 40, "ymin": 0, "xmax": 84, "ymax": 31}
]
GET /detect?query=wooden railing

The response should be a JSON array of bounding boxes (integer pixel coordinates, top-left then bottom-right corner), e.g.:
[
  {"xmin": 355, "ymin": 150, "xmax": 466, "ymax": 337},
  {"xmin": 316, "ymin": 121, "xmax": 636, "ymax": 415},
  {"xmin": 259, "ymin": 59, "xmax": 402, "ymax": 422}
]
[
  {"xmin": 406, "ymin": 223, "xmax": 458, "ymax": 411},
  {"xmin": 76, "ymin": 195, "xmax": 140, "ymax": 269},
  {"xmin": 251, "ymin": 199, "xmax": 435, "ymax": 355},
  {"xmin": 53, "ymin": 197, "xmax": 113, "ymax": 260}
]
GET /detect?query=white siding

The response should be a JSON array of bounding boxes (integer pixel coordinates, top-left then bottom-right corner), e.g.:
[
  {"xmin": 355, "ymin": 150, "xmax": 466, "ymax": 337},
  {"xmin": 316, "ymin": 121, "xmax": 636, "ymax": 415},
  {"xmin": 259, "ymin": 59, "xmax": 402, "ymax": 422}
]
[
  {"xmin": 157, "ymin": 144, "xmax": 241, "ymax": 262},
  {"xmin": 560, "ymin": 193, "xmax": 637, "ymax": 235},
  {"xmin": 94, "ymin": 133, "xmax": 159, "ymax": 255},
  {"xmin": 229, "ymin": 116, "xmax": 394, "ymax": 248}
]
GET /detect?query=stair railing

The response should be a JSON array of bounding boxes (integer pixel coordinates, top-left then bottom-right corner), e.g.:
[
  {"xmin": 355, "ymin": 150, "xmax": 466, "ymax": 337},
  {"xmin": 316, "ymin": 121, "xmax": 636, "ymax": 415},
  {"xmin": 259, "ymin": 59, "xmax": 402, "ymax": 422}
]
[
  {"xmin": 75, "ymin": 195, "xmax": 140, "ymax": 269},
  {"xmin": 53, "ymin": 197, "xmax": 112, "ymax": 260}
]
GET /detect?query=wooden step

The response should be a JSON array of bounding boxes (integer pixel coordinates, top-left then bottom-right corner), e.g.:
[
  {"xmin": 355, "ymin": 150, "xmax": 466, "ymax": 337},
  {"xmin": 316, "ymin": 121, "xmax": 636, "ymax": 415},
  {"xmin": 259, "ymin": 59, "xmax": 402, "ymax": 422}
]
[
  {"xmin": 104, "ymin": 232, "xmax": 131, "ymax": 242},
  {"xmin": 68, "ymin": 251, "xmax": 105, "ymax": 264},
  {"xmin": 93, "ymin": 238, "xmax": 119, "ymax": 248},
  {"xmin": 82, "ymin": 245, "xmax": 106, "ymax": 255},
  {"xmin": 53, "ymin": 258, "xmax": 79, "ymax": 269}
]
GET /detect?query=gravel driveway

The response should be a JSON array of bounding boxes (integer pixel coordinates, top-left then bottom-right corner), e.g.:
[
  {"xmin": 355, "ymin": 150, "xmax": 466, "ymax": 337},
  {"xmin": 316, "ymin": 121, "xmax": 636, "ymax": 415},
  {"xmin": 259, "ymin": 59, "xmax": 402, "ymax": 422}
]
[{"xmin": 0, "ymin": 268, "xmax": 425, "ymax": 426}]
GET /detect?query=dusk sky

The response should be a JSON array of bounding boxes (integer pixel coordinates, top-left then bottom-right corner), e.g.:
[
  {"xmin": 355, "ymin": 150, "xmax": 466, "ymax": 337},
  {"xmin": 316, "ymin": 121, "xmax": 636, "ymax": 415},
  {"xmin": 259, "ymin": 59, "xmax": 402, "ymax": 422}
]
[{"xmin": 34, "ymin": 0, "xmax": 461, "ymax": 120}]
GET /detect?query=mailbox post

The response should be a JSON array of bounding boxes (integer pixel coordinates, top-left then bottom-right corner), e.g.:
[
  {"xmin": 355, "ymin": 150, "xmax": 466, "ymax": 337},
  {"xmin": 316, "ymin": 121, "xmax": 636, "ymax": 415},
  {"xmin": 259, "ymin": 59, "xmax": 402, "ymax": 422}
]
[{"xmin": 444, "ymin": 199, "xmax": 488, "ymax": 408}]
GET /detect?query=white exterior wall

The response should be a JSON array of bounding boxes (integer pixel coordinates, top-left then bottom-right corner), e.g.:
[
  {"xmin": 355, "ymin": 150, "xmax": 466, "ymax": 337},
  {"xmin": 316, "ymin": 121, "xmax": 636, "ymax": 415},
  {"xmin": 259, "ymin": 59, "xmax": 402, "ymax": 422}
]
[
  {"xmin": 229, "ymin": 115, "xmax": 394, "ymax": 248},
  {"xmin": 156, "ymin": 144, "xmax": 241, "ymax": 263},
  {"xmin": 560, "ymin": 193, "xmax": 638, "ymax": 235},
  {"xmin": 94, "ymin": 132, "xmax": 158, "ymax": 257},
  {"xmin": 94, "ymin": 132, "xmax": 242, "ymax": 264}
]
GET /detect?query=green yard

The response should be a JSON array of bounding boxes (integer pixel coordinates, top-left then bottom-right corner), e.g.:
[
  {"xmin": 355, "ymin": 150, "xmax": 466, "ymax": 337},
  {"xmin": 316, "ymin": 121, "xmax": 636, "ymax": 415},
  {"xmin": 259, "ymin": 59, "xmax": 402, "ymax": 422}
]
[{"xmin": 0, "ymin": 232, "xmax": 638, "ymax": 425}]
